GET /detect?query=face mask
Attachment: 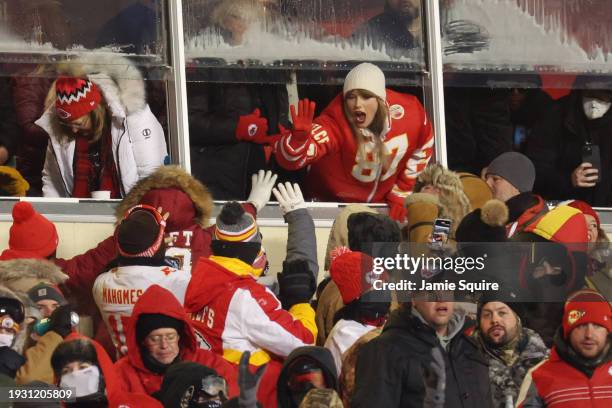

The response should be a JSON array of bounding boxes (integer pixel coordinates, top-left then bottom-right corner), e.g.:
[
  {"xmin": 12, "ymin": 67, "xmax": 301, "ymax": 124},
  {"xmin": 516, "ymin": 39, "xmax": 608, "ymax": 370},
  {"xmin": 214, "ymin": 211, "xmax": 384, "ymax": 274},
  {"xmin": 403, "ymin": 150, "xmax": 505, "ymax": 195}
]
[
  {"xmin": 583, "ymin": 96, "xmax": 612, "ymax": 120},
  {"xmin": 252, "ymin": 245, "xmax": 268, "ymax": 278},
  {"xmin": 60, "ymin": 365, "xmax": 100, "ymax": 398},
  {"xmin": 194, "ymin": 401, "xmax": 223, "ymax": 408},
  {"xmin": 0, "ymin": 333, "xmax": 14, "ymax": 348}
]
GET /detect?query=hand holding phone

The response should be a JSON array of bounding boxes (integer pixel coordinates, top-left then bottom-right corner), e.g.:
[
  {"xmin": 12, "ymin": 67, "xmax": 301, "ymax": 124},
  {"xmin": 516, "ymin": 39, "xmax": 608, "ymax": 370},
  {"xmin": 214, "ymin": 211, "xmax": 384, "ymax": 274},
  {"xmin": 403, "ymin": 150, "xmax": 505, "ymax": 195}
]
[{"xmin": 430, "ymin": 218, "xmax": 452, "ymax": 250}]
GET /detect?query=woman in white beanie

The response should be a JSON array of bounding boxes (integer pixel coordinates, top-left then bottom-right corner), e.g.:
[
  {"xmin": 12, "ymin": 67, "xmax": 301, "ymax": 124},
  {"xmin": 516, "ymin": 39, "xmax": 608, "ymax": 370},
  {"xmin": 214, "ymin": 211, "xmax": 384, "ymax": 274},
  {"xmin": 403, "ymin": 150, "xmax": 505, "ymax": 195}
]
[{"xmin": 236, "ymin": 62, "xmax": 433, "ymax": 221}]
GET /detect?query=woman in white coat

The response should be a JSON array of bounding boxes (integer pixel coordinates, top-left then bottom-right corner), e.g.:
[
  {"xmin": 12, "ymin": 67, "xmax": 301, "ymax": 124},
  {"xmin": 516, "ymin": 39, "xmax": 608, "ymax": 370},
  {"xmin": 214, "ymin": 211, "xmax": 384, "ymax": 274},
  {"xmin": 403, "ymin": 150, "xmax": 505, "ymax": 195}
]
[{"xmin": 37, "ymin": 55, "xmax": 167, "ymax": 198}]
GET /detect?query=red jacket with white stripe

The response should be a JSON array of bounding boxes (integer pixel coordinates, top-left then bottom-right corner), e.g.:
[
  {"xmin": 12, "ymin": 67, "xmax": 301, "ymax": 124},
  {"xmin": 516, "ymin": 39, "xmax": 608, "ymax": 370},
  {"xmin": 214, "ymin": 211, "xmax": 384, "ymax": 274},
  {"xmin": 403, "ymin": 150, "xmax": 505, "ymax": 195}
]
[
  {"xmin": 183, "ymin": 256, "xmax": 317, "ymax": 366},
  {"xmin": 275, "ymin": 89, "xmax": 433, "ymax": 204},
  {"xmin": 517, "ymin": 346, "xmax": 612, "ymax": 407}
]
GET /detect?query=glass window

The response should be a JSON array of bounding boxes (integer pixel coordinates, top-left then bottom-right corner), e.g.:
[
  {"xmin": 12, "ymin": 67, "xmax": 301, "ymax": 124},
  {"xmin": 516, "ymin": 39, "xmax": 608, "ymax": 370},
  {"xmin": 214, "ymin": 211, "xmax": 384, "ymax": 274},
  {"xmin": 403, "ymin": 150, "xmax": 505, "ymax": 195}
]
[
  {"xmin": 184, "ymin": 0, "xmax": 434, "ymax": 204},
  {"xmin": 0, "ymin": 1, "xmax": 172, "ymax": 198},
  {"xmin": 441, "ymin": 0, "xmax": 612, "ymax": 208}
]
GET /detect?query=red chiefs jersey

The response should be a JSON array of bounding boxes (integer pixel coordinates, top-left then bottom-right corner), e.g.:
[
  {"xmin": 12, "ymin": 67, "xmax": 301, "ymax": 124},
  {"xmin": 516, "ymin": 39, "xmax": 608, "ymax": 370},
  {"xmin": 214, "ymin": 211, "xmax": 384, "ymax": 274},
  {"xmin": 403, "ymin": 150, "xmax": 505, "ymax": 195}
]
[{"xmin": 276, "ymin": 89, "xmax": 433, "ymax": 203}]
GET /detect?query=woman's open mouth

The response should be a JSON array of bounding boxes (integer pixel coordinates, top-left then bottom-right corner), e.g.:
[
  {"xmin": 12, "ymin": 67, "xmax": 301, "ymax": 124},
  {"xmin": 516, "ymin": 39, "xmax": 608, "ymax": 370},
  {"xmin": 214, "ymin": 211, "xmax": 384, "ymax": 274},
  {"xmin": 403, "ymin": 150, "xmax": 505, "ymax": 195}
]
[{"xmin": 354, "ymin": 111, "xmax": 367, "ymax": 125}]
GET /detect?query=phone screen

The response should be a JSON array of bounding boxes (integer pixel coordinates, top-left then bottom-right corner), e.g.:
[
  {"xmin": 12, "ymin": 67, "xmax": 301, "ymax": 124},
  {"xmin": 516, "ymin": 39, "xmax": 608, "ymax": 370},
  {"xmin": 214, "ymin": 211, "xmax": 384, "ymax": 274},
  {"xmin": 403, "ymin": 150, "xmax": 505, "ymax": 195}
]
[{"xmin": 431, "ymin": 218, "xmax": 452, "ymax": 249}]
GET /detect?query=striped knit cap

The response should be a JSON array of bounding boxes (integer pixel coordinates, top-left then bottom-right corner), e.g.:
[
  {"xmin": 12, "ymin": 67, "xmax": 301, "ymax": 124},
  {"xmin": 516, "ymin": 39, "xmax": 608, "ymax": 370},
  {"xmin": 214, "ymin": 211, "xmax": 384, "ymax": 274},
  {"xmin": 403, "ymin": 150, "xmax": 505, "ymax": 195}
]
[
  {"xmin": 214, "ymin": 202, "xmax": 261, "ymax": 244},
  {"xmin": 525, "ymin": 205, "xmax": 588, "ymax": 247},
  {"xmin": 55, "ymin": 76, "xmax": 101, "ymax": 121}
]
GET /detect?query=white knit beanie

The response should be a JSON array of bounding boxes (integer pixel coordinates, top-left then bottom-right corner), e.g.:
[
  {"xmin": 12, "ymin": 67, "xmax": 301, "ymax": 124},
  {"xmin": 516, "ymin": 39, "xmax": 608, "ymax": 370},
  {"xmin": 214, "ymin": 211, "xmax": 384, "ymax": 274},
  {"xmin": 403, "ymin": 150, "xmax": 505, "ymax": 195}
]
[{"xmin": 343, "ymin": 63, "xmax": 386, "ymax": 101}]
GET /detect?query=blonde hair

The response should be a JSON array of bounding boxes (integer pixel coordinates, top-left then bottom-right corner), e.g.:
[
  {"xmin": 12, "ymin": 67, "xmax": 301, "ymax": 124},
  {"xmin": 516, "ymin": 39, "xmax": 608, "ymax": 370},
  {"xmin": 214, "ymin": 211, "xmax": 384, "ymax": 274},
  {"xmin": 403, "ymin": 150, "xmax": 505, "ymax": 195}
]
[
  {"xmin": 211, "ymin": 0, "xmax": 264, "ymax": 27},
  {"xmin": 343, "ymin": 89, "xmax": 390, "ymax": 171}
]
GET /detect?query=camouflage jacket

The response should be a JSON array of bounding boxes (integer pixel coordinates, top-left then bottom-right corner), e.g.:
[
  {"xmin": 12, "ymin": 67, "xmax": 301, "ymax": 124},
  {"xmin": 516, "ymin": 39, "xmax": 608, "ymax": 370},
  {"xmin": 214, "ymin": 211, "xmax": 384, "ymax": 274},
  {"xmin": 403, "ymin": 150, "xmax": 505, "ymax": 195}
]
[{"xmin": 473, "ymin": 327, "xmax": 549, "ymax": 407}]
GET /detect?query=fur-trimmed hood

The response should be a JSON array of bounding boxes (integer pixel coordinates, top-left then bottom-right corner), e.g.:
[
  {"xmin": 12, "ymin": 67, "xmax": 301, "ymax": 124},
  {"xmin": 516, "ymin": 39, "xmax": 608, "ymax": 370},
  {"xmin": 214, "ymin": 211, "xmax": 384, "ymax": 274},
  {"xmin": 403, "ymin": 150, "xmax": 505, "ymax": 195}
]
[
  {"xmin": 415, "ymin": 164, "xmax": 471, "ymax": 236},
  {"xmin": 115, "ymin": 165, "xmax": 213, "ymax": 230},
  {"xmin": 0, "ymin": 258, "xmax": 68, "ymax": 297},
  {"xmin": 42, "ymin": 52, "xmax": 146, "ymax": 118}
]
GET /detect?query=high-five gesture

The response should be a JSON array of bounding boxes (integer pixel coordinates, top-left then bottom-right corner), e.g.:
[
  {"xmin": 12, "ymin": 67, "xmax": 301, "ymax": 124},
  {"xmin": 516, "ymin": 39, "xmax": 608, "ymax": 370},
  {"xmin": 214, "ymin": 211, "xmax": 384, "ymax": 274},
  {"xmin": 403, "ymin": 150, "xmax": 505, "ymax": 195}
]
[
  {"xmin": 236, "ymin": 108, "xmax": 270, "ymax": 144},
  {"xmin": 289, "ymin": 98, "xmax": 316, "ymax": 146}
]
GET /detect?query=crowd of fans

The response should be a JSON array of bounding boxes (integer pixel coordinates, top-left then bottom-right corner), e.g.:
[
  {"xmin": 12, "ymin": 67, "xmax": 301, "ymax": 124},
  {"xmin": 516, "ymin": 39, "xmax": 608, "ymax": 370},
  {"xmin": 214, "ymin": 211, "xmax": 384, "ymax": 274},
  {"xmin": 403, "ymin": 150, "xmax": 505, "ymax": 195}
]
[{"xmin": 0, "ymin": 1, "xmax": 610, "ymax": 408}]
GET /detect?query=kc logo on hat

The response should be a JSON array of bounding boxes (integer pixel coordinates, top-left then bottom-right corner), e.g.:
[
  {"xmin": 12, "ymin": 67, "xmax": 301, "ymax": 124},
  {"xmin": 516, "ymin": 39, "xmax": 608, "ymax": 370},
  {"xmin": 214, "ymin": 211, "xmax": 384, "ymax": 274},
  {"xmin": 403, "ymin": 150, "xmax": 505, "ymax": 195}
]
[{"xmin": 567, "ymin": 309, "xmax": 585, "ymax": 325}]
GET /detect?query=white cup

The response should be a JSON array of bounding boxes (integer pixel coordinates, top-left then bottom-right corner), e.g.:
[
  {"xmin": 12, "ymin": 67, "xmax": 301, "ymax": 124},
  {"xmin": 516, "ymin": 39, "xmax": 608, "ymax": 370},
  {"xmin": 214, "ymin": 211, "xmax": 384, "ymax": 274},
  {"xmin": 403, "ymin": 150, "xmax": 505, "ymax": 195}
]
[{"xmin": 91, "ymin": 190, "xmax": 111, "ymax": 200}]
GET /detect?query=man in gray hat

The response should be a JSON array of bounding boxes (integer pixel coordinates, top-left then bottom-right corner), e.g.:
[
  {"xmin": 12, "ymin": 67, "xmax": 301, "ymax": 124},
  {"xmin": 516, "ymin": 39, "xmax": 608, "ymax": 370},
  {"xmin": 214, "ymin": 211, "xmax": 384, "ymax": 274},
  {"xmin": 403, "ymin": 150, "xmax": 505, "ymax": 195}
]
[{"xmin": 484, "ymin": 152, "xmax": 547, "ymax": 238}]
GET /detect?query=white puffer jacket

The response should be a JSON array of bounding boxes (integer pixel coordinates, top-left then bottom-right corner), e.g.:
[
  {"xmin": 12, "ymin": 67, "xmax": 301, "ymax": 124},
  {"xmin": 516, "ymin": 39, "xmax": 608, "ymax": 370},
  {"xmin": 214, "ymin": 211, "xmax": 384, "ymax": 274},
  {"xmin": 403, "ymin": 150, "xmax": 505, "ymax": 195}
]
[{"xmin": 37, "ymin": 54, "xmax": 168, "ymax": 197}]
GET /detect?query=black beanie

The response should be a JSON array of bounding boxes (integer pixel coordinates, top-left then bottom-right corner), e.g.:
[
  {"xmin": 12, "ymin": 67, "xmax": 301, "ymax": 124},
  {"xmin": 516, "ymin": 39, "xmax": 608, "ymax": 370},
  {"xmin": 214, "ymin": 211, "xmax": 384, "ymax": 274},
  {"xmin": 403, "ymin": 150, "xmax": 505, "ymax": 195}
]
[
  {"xmin": 347, "ymin": 212, "xmax": 400, "ymax": 258},
  {"xmin": 116, "ymin": 210, "xmax": 164, "ymax": 258},
  {"xmin": 476, "ymin": 292, "xmax": 521, "ymax": 323},
  {"xmin": 51, "ymin": 339, "xmax": 98, "ymax": 376},
  {"xmin": 136, "ymin": 313, "xmax": 184, "ymax": 344},
  {"xmin": 455, "ymin": 199, "xmax": 509, "ymax": 243},
  {"xmin": 155, "ymin": 362, "xmax": 222, "ymax": 408}
]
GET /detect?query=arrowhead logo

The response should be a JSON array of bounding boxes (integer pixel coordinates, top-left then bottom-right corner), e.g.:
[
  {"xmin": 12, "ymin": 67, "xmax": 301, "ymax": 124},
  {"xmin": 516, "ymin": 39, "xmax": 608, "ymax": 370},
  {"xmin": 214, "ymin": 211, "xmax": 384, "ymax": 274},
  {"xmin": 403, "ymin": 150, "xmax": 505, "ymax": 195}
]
[{"xmin": 567, "ymin": 309, "xmax": 585, "ymax": 325}]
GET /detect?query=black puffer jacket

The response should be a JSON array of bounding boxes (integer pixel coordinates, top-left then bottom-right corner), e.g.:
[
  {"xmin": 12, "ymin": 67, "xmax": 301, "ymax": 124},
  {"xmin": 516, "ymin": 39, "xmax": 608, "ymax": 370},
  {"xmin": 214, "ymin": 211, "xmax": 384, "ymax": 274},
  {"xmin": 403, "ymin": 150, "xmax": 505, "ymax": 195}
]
[
  {"xmin": 526, "ymin": 90, "xmax": 612, "ymax": 206},
  {"xmin": 188, "ymin": 69, "xmax": 289, "ymax": 200},
  {"xmin": 352, "ymin": 305, "xmax": 493, "ymax": 408}
]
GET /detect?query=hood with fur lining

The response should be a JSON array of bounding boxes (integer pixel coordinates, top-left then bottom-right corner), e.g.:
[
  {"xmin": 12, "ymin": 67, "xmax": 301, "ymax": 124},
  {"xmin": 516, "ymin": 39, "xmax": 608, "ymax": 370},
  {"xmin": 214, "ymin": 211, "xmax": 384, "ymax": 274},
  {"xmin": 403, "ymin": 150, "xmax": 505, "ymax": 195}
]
[
  {"xmin": 115, "ymin": 165, "xmax": 213, "ymax": 230},
  {"xmin": 0, "ymin": 259, "xmax": 68, "ymax": 296}
]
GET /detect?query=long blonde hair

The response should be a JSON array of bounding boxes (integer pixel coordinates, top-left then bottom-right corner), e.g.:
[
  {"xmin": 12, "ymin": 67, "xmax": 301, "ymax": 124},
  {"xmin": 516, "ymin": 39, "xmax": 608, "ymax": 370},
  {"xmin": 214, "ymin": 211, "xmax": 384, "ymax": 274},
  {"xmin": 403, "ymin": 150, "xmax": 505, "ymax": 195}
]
[{"xmin": 343, "ymin": 89, "xmax": 390, "ymax": 171}]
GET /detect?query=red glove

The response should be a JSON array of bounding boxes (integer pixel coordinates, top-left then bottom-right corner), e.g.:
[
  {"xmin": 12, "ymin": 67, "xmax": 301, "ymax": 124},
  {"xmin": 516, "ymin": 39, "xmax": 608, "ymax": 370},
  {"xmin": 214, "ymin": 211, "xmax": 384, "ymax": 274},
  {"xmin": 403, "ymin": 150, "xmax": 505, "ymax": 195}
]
[
  {"xmin": 288, "ymin": 99, "xmax": 316, "ymax": 149},
  {"xmin": 236, "ymin": 109, "xmax": 269, "ymax": 144},
  {"xmin": 386, "ymin": 193, "xmax": 407, "ymax": 223}
]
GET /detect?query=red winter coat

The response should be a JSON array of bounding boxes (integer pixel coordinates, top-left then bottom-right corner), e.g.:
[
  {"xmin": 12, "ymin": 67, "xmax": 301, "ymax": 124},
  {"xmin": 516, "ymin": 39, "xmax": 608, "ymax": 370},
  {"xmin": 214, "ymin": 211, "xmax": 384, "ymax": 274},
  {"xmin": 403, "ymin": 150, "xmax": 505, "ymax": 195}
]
[
  {"xmin": 517, "ymin": 346, "xmax": 612, "ymax": 407},
  {"xmin": 114, "ymin": 166, "xmax": 257, "ymax": 271},
  {"xmin": 275, "ymin": 89, "xmax": 433, "ymax": 204},
  {"xmin": 58, "ymin": 333, "xmax": 162, "ymax": 408},
  {"xmin": 113, "ymin": 284, "xmax": 238, "ymax": 397}
]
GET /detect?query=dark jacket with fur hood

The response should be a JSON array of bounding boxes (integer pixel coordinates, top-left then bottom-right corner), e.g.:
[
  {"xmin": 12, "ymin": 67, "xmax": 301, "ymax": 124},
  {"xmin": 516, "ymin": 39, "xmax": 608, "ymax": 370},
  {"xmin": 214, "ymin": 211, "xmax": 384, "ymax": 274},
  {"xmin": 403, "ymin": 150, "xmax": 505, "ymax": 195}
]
[{"xmin": 115, "ymin": 165, "xmax": 254, "ymax": 271}]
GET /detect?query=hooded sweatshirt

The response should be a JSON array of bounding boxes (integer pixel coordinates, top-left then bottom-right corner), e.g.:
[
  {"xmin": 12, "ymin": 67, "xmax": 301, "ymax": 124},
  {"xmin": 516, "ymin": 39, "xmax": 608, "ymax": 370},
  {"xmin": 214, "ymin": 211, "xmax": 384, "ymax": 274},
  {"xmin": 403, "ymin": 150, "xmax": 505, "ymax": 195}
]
[
  {"xmin": 57, "ymin": 333, "xmax": 163, "ymax": 408},
  {"xmin": 276, "ymin": 346, "xmax": 338, "ymax": 408},
  {"xmin": 113, "ymin": 285, "xmax": 238, "ymax": 397}
]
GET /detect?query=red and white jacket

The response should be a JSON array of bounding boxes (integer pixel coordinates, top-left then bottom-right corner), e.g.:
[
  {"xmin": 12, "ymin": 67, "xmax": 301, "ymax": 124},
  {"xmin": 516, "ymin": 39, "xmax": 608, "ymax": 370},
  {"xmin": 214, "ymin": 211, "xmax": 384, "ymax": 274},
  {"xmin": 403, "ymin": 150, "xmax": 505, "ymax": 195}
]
[
  {"xmin": 275, "ymin": 89, "xmax": 433, "ymax": 204},
  {"xmin": 517, "ymin": 347, "xmax": 612, "ymax": 407},
  {"xmin": 183, "ymin": 256, "xmax": 317, "ymax": 367},
  {"xmin": 93, "ymin": 264, "xmax": 191, "ymax": 357}
]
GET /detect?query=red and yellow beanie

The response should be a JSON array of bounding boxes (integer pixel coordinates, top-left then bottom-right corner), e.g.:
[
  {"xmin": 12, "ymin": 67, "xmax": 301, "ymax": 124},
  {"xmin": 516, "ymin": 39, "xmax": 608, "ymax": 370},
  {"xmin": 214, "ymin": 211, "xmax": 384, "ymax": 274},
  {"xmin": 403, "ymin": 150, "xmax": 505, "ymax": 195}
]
[
  {"xmin": 560, "ymin": 200, "xmax": 600, "ymax": 228},
  {"xmin": 562, "ymin": 288, "xmax": 612, "ymax": 337},
  {"xmin": 524, "ymin": 205, "xmax": 588, "ymax": 247},
  {"xmin": 55, "ymin": 77, "xmax": 101, "ymax": 122}
]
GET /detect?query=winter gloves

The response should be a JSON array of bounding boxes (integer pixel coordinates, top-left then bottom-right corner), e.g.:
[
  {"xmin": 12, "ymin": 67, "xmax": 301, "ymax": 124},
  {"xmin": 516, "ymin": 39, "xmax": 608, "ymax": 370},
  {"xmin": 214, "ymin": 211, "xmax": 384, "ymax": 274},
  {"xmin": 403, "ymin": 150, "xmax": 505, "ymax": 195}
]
[
  {"xmin": 236, "ymin": 109, "xmax": 269, "ymax": 144},
  {"xmin": 0, "ymin": 347, "xmax": 26, "ymax": 379},
  {"xmin": 287, "ymin": 99, "xmax": 316, "ymax": 150},
  {"xmin": 272, "ymin": 182, "xmax": 306, "ymax": 216},
  {"xmin": 0, "ymin": 166, "xmax": 30, "ymax": 196},
  {"xmin": 247, "ymin": 170, "xmax": 278, "ymax": 212},
  {"xmin": 386, "ymin": 193, "xmax": 408, "ymax": 223},
  {"xmin": 48, "ymin": 305, "xmax": 74, "ymax": 338},
  {"xmin": 238, "ymin": 351, "xmax": 267, "ymax": 408},
  {"xmin": 278, "ymin": 259, "xmax": 316, "ymax": 310}
]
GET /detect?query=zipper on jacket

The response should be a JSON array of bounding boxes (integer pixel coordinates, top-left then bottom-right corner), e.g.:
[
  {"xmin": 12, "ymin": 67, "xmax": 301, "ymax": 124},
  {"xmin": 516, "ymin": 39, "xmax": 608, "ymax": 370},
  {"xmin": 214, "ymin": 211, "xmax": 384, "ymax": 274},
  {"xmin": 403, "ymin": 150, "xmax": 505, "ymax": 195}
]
[
  {"xmin": 50, "ymin": 142, "xmax": 71, "ymax": 196},
  {"xmin": 115, "ymin": 119, "xmax": 127, "ymax": 197}
]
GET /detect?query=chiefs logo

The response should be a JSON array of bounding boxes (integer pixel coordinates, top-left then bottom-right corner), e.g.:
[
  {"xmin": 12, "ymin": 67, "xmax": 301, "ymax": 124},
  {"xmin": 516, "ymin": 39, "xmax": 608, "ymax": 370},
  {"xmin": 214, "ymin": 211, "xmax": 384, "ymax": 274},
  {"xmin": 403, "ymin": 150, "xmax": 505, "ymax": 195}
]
[
  {"xmin": 567, "ymin": 309, "xmax": 585, "ymax": 325},
  {"xmin": 389, "ymin": 104, "xmax": 405, "ymax": 120},
  {"xmin": 248, "ymin": 124, "xmax": 258, "ymax": 137}
]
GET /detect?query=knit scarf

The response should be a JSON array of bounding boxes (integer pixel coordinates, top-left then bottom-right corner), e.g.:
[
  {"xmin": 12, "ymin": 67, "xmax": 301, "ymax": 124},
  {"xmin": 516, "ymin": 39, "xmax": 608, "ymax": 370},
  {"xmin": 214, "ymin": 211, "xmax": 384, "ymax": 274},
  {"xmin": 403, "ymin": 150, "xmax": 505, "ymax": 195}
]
[{"xmin": 72, "ymin": 128, "xmax": 120, "ymax": 198}]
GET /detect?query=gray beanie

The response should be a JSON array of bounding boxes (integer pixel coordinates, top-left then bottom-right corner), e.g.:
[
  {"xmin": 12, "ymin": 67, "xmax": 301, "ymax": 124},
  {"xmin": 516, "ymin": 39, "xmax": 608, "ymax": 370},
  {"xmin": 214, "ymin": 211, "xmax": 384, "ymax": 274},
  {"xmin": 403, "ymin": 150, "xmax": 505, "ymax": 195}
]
[{"xmin": 486, "ymin": 152, "xmax": 535, "ymax": 193}]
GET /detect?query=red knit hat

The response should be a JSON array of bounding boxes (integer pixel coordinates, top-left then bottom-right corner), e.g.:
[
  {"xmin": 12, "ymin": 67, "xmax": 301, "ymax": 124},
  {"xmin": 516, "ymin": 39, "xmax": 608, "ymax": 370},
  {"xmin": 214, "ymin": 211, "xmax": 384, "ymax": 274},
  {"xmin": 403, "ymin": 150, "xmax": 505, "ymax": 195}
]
[
  {"xmin": 55, "ymin": 77, "xmax": 101, "ymax": 122},
  {"xmin": 0, "ymin": 202, "xmax": 59, "ymax": 260},
  {"xmin": 562, "ymin": 288, "xmax": 612, "ymax": 337},
  {"xmin": 329, "ymin": 251, "xmax": 375, "ymax": 305},
  {"xmin": 561, "ymin": 200, "xmax": 600, "ymax": 228}
]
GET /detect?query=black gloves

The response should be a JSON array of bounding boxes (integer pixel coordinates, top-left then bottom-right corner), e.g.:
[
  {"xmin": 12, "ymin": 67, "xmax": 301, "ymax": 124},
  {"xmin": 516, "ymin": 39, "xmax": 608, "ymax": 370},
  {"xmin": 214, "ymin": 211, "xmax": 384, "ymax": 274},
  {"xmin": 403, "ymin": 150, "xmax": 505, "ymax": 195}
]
[
  {"xmin": 277, "ymin": 259, "xmax": 316, "ymax": 310},
  {"xmin": 238, "ymin": 351, "xmax": 267, "ymax": 408},
  {"xmin": 0, "ymin": 347, "xmax": 26, "ymax": 378},
  {"xmin": 48, "ymin": 305, "xmax": 73, "ymax": 338}
]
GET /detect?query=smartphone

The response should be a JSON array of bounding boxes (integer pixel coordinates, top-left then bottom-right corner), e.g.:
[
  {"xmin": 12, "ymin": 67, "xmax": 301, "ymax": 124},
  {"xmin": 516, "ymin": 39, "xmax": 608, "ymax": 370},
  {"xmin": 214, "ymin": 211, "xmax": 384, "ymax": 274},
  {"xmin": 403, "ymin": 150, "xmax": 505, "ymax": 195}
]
[
  {"xmin": 430, "ymin": 218, "xmax": 452, "ymax": 250},
  {"xmin": 582, "ymin": 143, "xmax": 601, "ymax": 182}
]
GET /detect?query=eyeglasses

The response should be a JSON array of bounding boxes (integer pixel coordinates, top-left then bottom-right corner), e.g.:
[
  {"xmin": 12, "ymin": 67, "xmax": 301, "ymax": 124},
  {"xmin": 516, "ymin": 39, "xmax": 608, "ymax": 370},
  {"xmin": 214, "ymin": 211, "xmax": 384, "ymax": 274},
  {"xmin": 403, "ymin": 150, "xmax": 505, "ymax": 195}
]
[
  {"xmin": 0, "ymin": 316, "xmax": 19, "ymax": 333},
  {"xmin": 145, "ymin": 332, "xmax": 179, "ymax": 345},
  {"xmin": 288, "ymin": 370, "xmax": 326, "ymax": 393}
]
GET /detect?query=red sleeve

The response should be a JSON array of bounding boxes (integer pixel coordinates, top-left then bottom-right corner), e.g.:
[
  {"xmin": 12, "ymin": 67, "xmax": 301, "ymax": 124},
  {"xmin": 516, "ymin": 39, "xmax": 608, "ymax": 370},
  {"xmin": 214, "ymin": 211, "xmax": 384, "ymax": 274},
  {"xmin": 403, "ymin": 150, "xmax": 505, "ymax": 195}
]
[
  {"xmin": 195, "ymin": 349, "xmax": 239, "ymax": 398},
  {"xmin": 387, "ymin": 101, "xmax": 434, "ymax": 203},
  {"xmin": 274, "ymin": 114, "xmax": 342, "ymax": 171},
  {"xmin": 55, "ymin": 235, "xmax": 117, "ymax": 294}
]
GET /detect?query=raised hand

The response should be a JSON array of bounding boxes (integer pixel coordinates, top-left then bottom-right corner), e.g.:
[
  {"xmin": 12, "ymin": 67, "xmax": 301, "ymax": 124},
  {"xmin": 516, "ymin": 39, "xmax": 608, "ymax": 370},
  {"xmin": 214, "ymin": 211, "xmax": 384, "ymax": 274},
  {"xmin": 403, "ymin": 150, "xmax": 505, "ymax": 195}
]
[{"xmin": 236, "ymin": 108, "xmax": 270, "ymax": 144}]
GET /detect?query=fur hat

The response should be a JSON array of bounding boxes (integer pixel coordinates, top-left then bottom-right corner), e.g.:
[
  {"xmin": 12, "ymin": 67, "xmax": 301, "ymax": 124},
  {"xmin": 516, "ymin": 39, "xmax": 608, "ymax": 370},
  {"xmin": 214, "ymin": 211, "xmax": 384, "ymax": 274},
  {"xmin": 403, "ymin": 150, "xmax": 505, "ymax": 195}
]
[
  {"xmin": 403, "ymin": 193, "xmax": 441, "ymax": 243},
  {"xmin": 415, "ymin": 164, "xmax": 471, "ymax": 236},
  {"xmin": 0, "ymin": 202, "xmax": 59, "ymax": 261},
  {"xmin": 458, "ymin": 172, "xmax": 493, "ymax": 210},
  {"xmin": 562, "ymin": 288, "xmax": 611, "ymax": 337},
  {"xmin": 456, "ymin": 200, "xmax": 509, "ymax": 243},
  {"xmin": 343, "ymin": 63, "xmax": 386, "ymax": 101}
]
